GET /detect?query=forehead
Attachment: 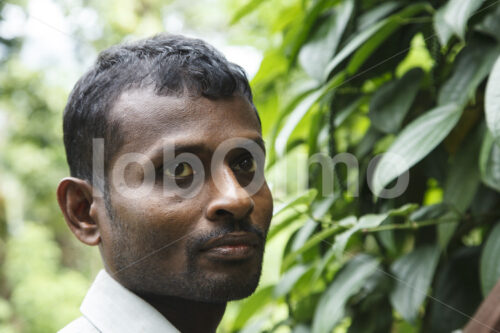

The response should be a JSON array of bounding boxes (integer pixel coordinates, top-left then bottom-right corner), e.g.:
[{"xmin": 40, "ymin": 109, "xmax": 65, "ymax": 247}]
[{"xmin": 108, "ymin": 88, "xmax": 262, "ymax": 155}]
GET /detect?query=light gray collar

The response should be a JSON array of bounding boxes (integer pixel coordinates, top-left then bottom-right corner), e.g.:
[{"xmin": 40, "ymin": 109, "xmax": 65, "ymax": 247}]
[{"xmin": 81, "ymin": 270, "xmax": 180, "ymax": 333}]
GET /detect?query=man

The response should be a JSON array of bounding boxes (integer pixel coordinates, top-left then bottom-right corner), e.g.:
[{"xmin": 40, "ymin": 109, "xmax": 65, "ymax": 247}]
[{"xmin": 56, "ymin": 34, "xmax": 273, "ymax": 333}]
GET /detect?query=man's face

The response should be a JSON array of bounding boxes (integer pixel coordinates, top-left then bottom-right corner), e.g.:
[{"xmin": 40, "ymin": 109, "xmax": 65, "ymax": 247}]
[{"xmin": 95, "ymin": 88, "xmax": 273, "ymax": 303}]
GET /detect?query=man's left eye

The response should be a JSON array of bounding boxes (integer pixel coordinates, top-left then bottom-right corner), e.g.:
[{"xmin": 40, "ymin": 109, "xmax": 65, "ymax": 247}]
[{"xmin": 232, "ymin": 154, "xmax": 256, "ymax": 173}]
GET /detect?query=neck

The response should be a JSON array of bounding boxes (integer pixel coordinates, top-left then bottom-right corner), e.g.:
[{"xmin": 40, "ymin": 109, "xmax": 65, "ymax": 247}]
[{"xmin": 140, "ymin": 293, "xmax": 226, "ymax": 333}]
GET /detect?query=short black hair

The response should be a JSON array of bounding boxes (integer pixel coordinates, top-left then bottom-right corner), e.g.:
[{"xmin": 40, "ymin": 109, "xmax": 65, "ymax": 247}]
[{"xmin": 63, "ymin": 33, "xmax": 258, "ymax": 185}]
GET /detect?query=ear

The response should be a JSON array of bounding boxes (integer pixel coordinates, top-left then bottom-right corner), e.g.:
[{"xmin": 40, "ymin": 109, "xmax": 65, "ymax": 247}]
[{"xmin": 57, "ymin": 177, "xmax": 101, "ymax": 246}]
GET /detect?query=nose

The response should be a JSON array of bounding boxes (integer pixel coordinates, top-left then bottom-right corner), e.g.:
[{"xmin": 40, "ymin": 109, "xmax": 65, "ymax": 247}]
[{"xmin": 206, "ymin": 168, "xmax": 254, "ymax": 221}]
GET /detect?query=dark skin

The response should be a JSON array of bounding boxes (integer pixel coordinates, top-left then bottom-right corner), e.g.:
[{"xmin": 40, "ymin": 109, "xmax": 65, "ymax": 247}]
[{"xmin": 57, "ymin": 89, "xmax": 273, "ymax": 333}]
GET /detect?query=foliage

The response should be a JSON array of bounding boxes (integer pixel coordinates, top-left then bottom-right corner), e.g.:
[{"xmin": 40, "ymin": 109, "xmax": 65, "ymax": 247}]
[
  {"xmin": 227, "ymin": 0, "xmax": 500, "ymax": 332},
  {"xmin": 0, "ymin": 0, "xmax": 499, "ymax": 332}
]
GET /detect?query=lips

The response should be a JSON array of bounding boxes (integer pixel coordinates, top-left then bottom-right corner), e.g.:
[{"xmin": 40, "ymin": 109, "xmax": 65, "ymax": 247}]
[
  {"xmin": 200, "ymin": 232, "xmax": 260, "ymax": 260},
  {"xmin": 201, "ymin": 232, "xmax": 260, "ymax": 250}
]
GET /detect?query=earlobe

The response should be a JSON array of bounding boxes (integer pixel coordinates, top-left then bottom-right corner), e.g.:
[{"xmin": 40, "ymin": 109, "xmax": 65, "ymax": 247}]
[{"xmin": 57, "ymin": 177, "xmax": 101, "ymax": 246}]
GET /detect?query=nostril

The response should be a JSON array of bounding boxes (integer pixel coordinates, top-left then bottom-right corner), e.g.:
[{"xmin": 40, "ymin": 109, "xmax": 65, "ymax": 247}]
[
  {"xmin": 206, "ymin": 195, "xmax": 255, "ymax": 221},
  {"xmin": 215, "ymin": 209, "xmax": 231, "ymax": 216}
]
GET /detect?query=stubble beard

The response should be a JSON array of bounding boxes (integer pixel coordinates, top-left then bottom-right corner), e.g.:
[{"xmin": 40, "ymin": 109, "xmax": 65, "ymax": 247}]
[
  {"xmin": 111, "ymin": 229, "xmax": 265, "ymax": 303},
  {"xmin": 105, "ymin": 198, "xmax": 266, "ymax": 303}
]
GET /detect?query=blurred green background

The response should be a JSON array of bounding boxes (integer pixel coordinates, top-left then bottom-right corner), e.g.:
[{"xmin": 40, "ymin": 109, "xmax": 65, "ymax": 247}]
[{"xmin": 1, "ymin": 0, "xmax": 500, "ymax": 332}]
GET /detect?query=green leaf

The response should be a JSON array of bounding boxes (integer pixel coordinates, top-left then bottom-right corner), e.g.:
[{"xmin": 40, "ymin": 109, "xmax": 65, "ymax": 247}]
[
  {"xmin": 294, "ymin": 292, "xmax": 322, "ymax": 323},
  {"xmin": 312, "ymin": 216, "xmax": 357, "ymax": 280},
  {"xmin": 291, "ymin": 219, "xmax": 320, "ymax": 252},
  {"xmin": 480, "ymin": 222, "xmax": 500, "ymax": 296},
  {"xmin": 348, "ymin": 298, "xmax": 393, "ymax": 333},
  {"xmin": 230, "ymin": 0, "xmax": 267, "ymax": 25},
  {"xmin": 376, "ymin": 204, "xmax": 418, "ymax": 255},
  {"xmin": 442, "ymin": 0, "xmax": 486, "ymax": 40},
  {"xmin": 239, "ymin": 319, "xmax": 267, "ymax": 333},
  {"xmin": 438, "ymin": 38, "xmax": 500, "ymax": 107},
  {"xmin": 285, "ymin": 0, "xmax": 336, "ymax": 67},
  {"xmin": 485, "ymin": 55, "xmax": 500, "ymax": 144},
  {"xmin": 428, "ymin": 247, "xmax": 482, "ymax": 333},
  {"xmin": 480, "ymin": 130, "xmax": 500, "ymax": 192},
  {"xmin": 434, "ymin": 0, "xmax": 486, "ymax": 45},
  {"xmin": 443, "ymin": 128, "xmax": 482, "ymax": 214},
  {"xmin": 372, "ymin": 104, "xmax": 462, "ymax": 196},
  {"xmin": 267, "ymin": 189, "xmax": 318, "ymax": 240},
  {"xmin": 299, "ymin": 0, "xmax": 354, "ymax": 81},
  {"xmin": 275, "ymin": 89, "xmax": 322, "ymax": 156},
  {"xmin": 293, "ymin": 263, "xmax": 318, "ymax": 295},
  {"xmin": 388, "ymin": 203, "xmax": 419, "ymax": 216},
  {"xmin": 475, "ymin": 5, "xmax": 500, "ymax": 42},
  {"xmin": 333, "ymin": 213, "xmax": 389, "ymax": 257},
  {"xmin": 376, "ymin": 220, "xmax": 397, "ymax": 255},
  {"xmin": 357, "ymin": 2, "xmax": 401, "ymax": 31},
  {"xmin": 324, "ymin": 20, "xmax": 387, "ymax": 79},
  {"xmin": 273, "ymin": 189, "xmax": 318, "ymax": 217},
  {"xmin": 324, "ymin": 3, "xmax": 429, "ymax": 79},
  {"xmin": 369, "ymin": 68, "xmax": 423, "ymax": 134},
  {"xmin": 232, "ymin": 285, "xmax": 274, "ymax": 330},
  {"xmin": 346, "ymin": 20, "xmax": 414, "ymax": 75},
  {"xmin": 355, "ymin": 127, "xmax": 383, "ymax": 159},
  {"xmin": 273, "ymin": 264, "xmax": 310, "ymax": 298},
  {"xmin": 251, "ymin": 49, "xmax": 288, "ymax": 89},
  {"xmin": 310, "ymin": 196, "xmax": 336, "ymax": 222},
  {"xmin": 284, "ymin": 200, "xmax": 350, "ymax": 271},
  {"xmin": 267, "ymin": 211, "xmax": 303, "ymax": 241},
  {"xmin": 282, "ymin": 223, "xmax": 340, "ymax": 271},
  {"xmin": 314, "ymin": 205, "xmax": 415, "ymax": 280},
  {"xmin": 312, "ymin": 254, "xmax": 380, "ymax": 333},
  {"xmin": 438, "ymin": 124, "xmax": 483, "ymax": 247},
  {"xmin": 410, "ymin": 203, "xmax": 449, "ymax": 222},
  {"xmin": 389, "ymin": 244, "xmax": 440, "ymax": 323},
  {"xmin": 266, "ymin": 79, "xmax": 319, "ymax": 165},
  {"xmin": 292, "ymin": 325, "xmax": 311, "ymax": 333},
  {"xmin": 334, "ymin": 97, "xmax": 363, "ymax": 127},
  {"xmin": 275, "ymin": 73, "xmax": 344, "ymax": 156},
  {"xmin": 434, "ymin": 5, "xmax": 454, "ymax": 46}
]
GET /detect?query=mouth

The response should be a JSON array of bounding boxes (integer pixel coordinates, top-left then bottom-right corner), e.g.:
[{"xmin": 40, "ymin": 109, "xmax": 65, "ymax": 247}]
[{"xmin": 200, "ymin": 232, "xmax": 260, "ymax": 261}]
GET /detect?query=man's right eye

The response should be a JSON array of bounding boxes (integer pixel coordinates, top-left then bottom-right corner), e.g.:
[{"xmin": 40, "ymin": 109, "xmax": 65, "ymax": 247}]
[{"xmin": 163, "ymin": 162, "xmax": 194, "ymax": 179}]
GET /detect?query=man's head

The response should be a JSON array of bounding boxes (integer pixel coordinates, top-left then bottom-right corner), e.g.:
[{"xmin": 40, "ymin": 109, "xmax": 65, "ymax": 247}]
[
  {"xmin": 63, "ymin": 34, "xmax": 257, "ymax": 184},
  {"xmin": 57, "ymin": 34, "xmax": 273, "ymax": 303}
]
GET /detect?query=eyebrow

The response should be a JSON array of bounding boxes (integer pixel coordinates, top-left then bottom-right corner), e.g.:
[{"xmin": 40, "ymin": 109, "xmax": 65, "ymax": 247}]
[{"xmin": 145, "ymin": 137, "xmax": 267, "ymax": 162}]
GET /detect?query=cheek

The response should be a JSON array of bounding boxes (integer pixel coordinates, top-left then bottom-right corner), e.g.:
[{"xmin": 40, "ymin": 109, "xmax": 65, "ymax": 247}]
[
  {"xmin": 111, "ymin": 197, "xmax": 196, "ymax": 252},
  {"xmin": 253, "ymin": 185, "xmax": 273, "ymax": 232}
]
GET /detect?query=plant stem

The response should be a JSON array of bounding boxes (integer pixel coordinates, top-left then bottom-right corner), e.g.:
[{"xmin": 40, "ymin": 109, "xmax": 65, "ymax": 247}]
[{"xmin": 362, "ymin": 217, "xmax": 458, "ymax": 232}]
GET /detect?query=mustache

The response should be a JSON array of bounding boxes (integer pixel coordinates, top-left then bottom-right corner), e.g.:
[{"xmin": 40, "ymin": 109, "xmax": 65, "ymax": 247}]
[{"xmin": 186, "ymin": 221, "xmax": 266, "ymax": 255}]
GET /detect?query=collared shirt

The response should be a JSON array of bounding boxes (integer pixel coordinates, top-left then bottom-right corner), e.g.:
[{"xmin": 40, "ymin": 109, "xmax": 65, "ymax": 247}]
[{"xmin": 58, "ymin": 270, "xmax": 180, "ymax": 333}]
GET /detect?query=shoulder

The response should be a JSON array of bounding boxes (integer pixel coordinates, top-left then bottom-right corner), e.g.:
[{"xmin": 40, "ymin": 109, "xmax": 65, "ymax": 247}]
[{"xmin": 58, "ymin": 316, "xmax": 100, "ymax": 333}]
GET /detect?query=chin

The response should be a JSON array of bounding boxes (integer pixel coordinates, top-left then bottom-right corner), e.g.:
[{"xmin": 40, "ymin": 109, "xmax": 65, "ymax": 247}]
[
  {"xmin": 186, "ymin": 268, "xmax": 262, "ymax": 303},
  {"xmin": 120, "ymin": 262, "xmax": 263, "ymax": 304}
]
